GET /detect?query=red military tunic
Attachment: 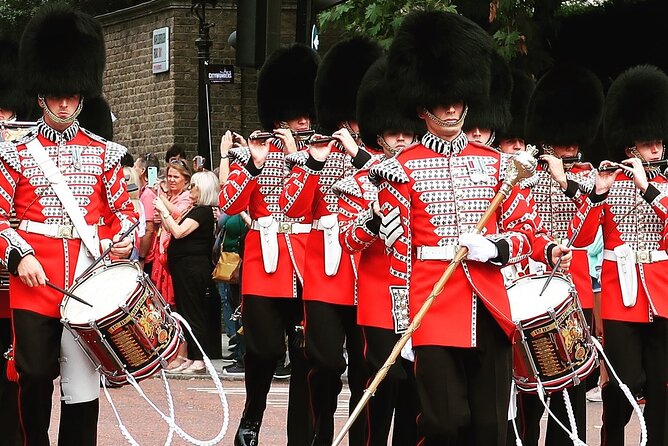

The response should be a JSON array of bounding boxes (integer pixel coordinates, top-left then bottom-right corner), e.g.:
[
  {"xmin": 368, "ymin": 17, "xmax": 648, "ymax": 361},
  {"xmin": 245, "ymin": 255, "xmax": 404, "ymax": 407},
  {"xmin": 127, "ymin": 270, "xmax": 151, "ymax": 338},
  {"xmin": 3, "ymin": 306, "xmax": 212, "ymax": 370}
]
[
  {"xmin": 371, "ymin": 132, "xmax": 541, "ymax": 347},
  {"xmin": 333, "ymin": 150, "xmax": 396, "ymax": 329},
  {"xmin": 219, "ymin": 141, "xmax": 308, "ymax": 298},
  {"xmin": 0, "ymin": 120, "xmax": 137, "ymax": 318},
  {"xmin": 280, "ymin": 147, "xmax": 373, "ymax": 305},
  {"xmin": 529, "ymin": 164, "xmax": 595, "ymax": 308},
  {"xmin": 569, "ymin": 171, "xmax": 668, "ymax": 322}
]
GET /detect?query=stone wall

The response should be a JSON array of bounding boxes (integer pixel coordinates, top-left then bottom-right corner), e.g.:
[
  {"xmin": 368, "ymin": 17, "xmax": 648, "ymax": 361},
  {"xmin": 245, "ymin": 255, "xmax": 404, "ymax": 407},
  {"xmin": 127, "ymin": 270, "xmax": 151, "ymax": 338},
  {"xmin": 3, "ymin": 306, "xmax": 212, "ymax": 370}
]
[{"xmin": 98, "ymin": 0, "xmax": 299, "ymax": 164}]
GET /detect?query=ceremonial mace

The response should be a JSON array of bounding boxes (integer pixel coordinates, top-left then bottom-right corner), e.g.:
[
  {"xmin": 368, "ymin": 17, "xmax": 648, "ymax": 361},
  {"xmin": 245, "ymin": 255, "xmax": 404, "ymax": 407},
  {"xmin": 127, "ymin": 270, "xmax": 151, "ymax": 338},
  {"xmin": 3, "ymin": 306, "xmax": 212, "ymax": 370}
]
[{"xmin": 332, "ymin": 151, "xmax": 537, "ymax": 446}]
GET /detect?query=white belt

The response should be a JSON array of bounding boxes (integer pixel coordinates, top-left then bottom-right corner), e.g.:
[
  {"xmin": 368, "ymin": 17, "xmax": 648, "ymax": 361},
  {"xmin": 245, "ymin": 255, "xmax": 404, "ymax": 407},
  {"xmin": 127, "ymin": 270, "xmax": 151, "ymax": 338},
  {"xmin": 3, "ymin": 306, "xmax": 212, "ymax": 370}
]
[
  {"xmin": 416, "ymin": 245, "xmax": 458, "ymax": 261},
  {"xmin": 312, "ymin": 219, "xmax": 329, "ymax": 231},
  {"xmin": 18, "ymin": 220, "xmax": 86, "ymax": 240},
  {"xmin": 603, "ymin": 248, "xmax": 668, "ymax": 264},
  {"xmin": 249, "ymin": 220, "xmax": 311, "ymax": 234}
]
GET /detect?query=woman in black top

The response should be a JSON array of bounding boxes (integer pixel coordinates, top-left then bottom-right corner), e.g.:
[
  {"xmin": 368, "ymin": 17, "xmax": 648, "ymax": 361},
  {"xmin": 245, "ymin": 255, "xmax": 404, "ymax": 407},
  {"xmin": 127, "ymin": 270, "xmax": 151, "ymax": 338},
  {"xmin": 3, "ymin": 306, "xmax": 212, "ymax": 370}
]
[{"xmin": 154, "ymin": 171, "xmax": 219, "ymax": 374}]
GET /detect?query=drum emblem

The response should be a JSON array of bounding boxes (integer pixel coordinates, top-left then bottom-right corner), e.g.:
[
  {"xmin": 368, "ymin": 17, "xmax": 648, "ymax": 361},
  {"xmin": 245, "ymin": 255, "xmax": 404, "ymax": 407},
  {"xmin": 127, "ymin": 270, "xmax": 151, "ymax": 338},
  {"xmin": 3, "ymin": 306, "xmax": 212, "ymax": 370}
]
[
  {"xmin": 138, "ymin": 302, "xmax": 169, "ymax": 347},
  {"xmin": 559, "ymin": 314, "xmax": 587, "ymax": 362}
]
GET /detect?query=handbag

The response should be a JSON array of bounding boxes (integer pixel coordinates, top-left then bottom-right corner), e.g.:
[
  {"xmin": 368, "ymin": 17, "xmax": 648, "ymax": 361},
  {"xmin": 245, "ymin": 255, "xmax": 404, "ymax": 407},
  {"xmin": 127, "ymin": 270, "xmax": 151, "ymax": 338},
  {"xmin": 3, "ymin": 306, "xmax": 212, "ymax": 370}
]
[{"xmin": 212, "ymin": 251, "xmax": 242, "ymax": 283}]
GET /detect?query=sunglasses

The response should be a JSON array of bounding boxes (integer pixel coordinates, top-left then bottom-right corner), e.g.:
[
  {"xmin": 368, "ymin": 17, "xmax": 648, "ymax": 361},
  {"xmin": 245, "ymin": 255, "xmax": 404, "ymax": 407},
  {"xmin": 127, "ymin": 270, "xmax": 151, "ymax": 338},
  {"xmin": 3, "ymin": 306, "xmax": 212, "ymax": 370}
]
[{"xmin": 169, "ymin": 158, "xmax": 188, "ymax": 168}]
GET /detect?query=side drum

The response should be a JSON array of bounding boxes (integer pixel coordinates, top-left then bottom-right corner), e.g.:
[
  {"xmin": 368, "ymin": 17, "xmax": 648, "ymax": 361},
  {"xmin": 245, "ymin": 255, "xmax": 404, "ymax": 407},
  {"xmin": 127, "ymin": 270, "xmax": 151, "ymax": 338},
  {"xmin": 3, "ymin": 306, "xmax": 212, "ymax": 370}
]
[
  {"xmin": 507, "ymin": 273, "xmax": 598, "ymax": 393},
  {"xmin": 60, "ymin": 261, "xmax": 182, "ymax": 385}
]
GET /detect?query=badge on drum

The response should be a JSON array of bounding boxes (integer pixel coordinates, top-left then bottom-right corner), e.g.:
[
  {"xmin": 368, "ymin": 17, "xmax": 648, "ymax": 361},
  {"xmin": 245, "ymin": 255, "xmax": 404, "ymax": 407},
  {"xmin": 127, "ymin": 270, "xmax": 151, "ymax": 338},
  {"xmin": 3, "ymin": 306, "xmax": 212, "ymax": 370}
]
[{"xmin": 466, "ymin": 158, "xmax": 489, "ymax": 183}]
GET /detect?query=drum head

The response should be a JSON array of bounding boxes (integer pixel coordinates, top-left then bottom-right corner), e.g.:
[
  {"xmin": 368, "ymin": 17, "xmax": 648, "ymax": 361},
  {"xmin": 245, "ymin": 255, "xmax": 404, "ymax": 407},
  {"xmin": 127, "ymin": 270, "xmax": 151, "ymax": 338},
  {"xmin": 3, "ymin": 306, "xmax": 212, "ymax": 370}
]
[
  {"xmin": 62, "ymin": 263, "xmax": 140, "ymax": 324},
  {"xmin": 507, "ymin": 274, "xmax": 572, "ymax": 321}
]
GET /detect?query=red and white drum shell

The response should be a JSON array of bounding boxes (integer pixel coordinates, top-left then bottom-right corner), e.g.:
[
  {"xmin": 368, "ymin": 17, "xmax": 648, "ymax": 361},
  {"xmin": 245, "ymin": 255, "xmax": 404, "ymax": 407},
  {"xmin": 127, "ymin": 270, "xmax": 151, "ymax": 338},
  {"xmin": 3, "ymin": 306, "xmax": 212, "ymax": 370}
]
[
  {"xmin": 61, "ymin": 261, "xmax": 182, "ymax": 385},
  {"xmin": 507, "ymin": 273, "xmax": 598, "ymax": 394}
]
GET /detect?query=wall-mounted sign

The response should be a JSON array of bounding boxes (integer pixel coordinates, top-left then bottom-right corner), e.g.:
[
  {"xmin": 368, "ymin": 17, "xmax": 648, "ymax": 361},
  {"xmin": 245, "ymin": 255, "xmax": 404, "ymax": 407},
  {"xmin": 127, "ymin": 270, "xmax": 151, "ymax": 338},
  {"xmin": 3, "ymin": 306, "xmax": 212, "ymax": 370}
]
[
  {"xmin": 208, "ymin": 64, "xmax": 235, "ymax": 84},
  {"xmin": 152, "ymin": 27, "xmax": 170, "ymax": 74}
]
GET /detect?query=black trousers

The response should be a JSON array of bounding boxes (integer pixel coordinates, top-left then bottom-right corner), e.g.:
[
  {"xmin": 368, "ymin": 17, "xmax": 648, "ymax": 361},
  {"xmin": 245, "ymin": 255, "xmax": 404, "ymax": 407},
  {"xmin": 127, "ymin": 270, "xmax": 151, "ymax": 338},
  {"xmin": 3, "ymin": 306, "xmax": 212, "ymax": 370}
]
[
  {"xmin": 511, "ymin": 383, "xmax": 586, "ymax": 446},
  {"xmin": 0, "ymin": 317, "xmax": 21, "ymax": 445},
  {"xmin": 601, "ymin": 318, "xmax": 667, "ymax": 446},
  {"xmin": 170, "ymin": 255, "xmax": 216, "ymax": 360},
  {"xmin": 242, "ymin": 294, "xmax": 310, "ymax": 446},
  {"xmin": 12, "ymin": 309, "xmax": 98, "ymax": 446},
  {"xmin": 304, "ymin": 300, "xmax": 367, "ymax": 446},
  {"xmin": 414, "ymin": 303, "xmax": 511, "ymax": 446},
  {"xmin": 361, "ymin": 326, "xmax": 418, "ymax": 446}
]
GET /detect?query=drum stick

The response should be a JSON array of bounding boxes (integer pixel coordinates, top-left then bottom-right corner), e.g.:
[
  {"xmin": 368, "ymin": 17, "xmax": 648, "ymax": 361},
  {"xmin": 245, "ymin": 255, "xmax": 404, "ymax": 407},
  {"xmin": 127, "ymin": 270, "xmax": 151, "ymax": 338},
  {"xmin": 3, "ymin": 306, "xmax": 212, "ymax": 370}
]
[
  {"xmin": 75, "ymin": 220, "xmax": 141, "ymax": 282},
  {"xmin": 331, "ymin": 152, "xmax": 537, "ymax": 446},
  {"xmin": 47, "ymin": 281, "xmax": 93, "ymax": 307},
  {"xmin": 538, "ymin": 197, "xmax": 642, "ymax": 296}
]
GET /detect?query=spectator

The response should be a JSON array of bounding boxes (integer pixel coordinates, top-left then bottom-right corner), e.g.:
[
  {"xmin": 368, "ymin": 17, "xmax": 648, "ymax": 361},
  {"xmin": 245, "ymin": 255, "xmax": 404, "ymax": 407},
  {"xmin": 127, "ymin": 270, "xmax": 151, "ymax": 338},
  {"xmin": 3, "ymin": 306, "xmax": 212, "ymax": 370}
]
[
  {"xmin": 165, "ymin": 144, "xmax": 187, "ymax": 164},
  {"xmin": 123, "ymin": 166, "xmax": 144, "ymax": 261},
  {"xmin": 154, "ymin": 171, "xmax": 219, "ymax": 374},
  {"xmin": 134, "ymin": 153, "xmax": 161, "ymax": 275},
  {"xmin": 151, "ymin": 159, "xmax": 192, "ymax": 308}
]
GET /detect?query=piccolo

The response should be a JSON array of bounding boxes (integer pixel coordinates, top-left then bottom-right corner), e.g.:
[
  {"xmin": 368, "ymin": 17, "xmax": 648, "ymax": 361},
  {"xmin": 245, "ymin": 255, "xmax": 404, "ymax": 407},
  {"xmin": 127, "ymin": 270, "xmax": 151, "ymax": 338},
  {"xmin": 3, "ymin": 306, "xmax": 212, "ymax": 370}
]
[
  {"xmin": 538, "ymin": 156, "xmax": 581, "ymax": 165},
  {"xmin": 248, "ymin": 129, "xmax": 316, "ymax": 141},
  {"xmin": 0, "ymin": 120, "xmax": 38, "ymax": 129},
  {"xmin": 598, "ymin": 159, "xmax": 668, "ymax": 172}
]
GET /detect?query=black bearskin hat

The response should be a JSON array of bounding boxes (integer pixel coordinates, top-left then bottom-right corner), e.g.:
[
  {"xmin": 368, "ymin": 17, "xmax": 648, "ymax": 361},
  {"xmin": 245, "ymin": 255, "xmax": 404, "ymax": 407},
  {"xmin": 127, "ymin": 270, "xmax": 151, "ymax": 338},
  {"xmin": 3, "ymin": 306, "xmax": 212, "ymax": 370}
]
[
  {"xmin": 315, "ymin": 36, "xmax": 383, "ymax": 134},
  {"xmin": 257, "ymin": 43, "xmax": 319, "ymax": 131},
  {"xmin": 20, "ymin": 3, "xmax": 106, "ymax": 99},
  {"xmin": 604, "ymin": 65, "xmax": 668, "ymax": 152},
  {"xmin": 357, "ymin": 58, "xmax": 425, "ymax": 150},
  {"xmin": 496, "ymin": 71, "xmax": 535, "ymax": 141},
  {"xmin": 463, "ymin": 52, "xmax": 512, "ymax": 133},
  {"xmin": 0, "ymin": 37, "xmax": 22, "ymax": 113},
  {"xmin": 525, "ymin": 63, "xmax": 604, "ymax": 147},
  {"xmin": 387, "ymin": 11, "xmax": 493, "ymax": 116},
  {"xmin": 78, "ymin": 96, "xmax": 113, "ymax": 140}
]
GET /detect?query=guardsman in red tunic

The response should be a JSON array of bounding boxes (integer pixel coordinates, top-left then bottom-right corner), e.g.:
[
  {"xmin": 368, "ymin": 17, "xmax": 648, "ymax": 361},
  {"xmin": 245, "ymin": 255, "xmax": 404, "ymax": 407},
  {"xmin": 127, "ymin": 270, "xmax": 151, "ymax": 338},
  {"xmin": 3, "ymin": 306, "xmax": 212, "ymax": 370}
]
[
  {"xmin": 0, "ymin": 35, "xmax": 27, "ymax": 446},
  {"xmin": 569, "ymin": 65, "xmax": 668, "ymax": 446},
  {"xmin": 0, "ymin": 5, "xmax": 137, "ymax": 445},
  {"xmin": 496, "ymin": 71, "xmax": 535, "ymax": 156},
  {"xmin": 219, "ymin": 43, "xmax": 318, "ymax": 446},
  {"xmin": 371, "ymin": 12, "xmax": 570, "ymax": 445},
  {"xmin": 333, "ymin": 58, "xmax": 424, "ymax": 446},
  {"xmin": 511, "ymin": 64, "xmax": 605, "ymax": 446},
  {"xmin": 280, "ymin": 37, "xmax": 383, "ymax": 446}
]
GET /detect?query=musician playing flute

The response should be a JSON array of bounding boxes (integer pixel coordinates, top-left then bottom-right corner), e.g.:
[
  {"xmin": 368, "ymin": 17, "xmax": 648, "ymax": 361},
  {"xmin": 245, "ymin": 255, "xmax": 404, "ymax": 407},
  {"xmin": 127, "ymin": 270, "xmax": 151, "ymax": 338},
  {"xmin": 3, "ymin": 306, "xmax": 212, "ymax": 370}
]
[
  {"xmin": 569, "ymin": 65, "xmax": 668, "ymax": 446},
  {"xmin": 219, "ymin": 43, "xmax": 318, "ymax": 446},
  {"xmin": 370, "ymin": 11, "xmax": 570, "ymax": 445},
  {"xmin": 280, "ymin": 36, "xmax": 383, "ymax": 446},
  {"xmin": 510, "ymin": 63, "xmax": 605, "ymax": 446},
  {"xmin": 0, "ymin": 5, "xmax": 137, "ymax": 445},
  {"xmin": 332, "ymin": 58, "xmax": 423, "ymax": 446}
]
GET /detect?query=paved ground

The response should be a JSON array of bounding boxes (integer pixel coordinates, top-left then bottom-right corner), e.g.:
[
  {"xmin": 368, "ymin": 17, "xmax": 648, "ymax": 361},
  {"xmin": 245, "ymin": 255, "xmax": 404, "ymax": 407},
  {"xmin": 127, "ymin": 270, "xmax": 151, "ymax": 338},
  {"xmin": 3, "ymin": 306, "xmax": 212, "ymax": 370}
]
[
  {"xmin": 43, "ymin": 338, "xmax": 642, "ymax": 445},
  {"xmin": 45, "ymin": 369, "xmax": 642, "ymax": 446}
]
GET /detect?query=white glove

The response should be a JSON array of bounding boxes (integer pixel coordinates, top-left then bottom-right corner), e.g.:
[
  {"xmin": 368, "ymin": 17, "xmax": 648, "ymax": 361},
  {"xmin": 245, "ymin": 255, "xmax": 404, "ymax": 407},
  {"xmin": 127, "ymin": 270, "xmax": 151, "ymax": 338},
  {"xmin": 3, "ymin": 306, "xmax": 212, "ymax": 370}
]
[
  {"xmin": 400, "ymin": 337, "xmax": 415, "ymax": 362},
  {"xmin": 459, "ymin": 232, "xmax": 498, "ymax": 263},
  {"xmin": 379, "ymin": 206, "xmax": 403, "ymax": 247}
]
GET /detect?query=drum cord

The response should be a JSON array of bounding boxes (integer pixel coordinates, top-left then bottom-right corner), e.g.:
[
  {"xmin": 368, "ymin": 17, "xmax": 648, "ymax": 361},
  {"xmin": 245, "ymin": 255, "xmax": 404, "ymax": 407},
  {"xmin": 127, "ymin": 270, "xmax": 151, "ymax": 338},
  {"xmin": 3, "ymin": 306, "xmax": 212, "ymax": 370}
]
[
  {"xmin": 592, "ymin": 337, "xmax": 648, "ymax": 446},
  {"xmin": 102, "ymin": 313, "xmax": 230, "ymax": 445}
]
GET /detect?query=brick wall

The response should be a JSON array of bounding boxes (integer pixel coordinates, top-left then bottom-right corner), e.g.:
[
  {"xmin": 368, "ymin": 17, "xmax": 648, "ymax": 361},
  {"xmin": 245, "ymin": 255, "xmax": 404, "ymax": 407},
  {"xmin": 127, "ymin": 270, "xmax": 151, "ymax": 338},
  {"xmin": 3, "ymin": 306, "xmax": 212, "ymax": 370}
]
[{"xmin": 98, "ymin": 0, "xmax": 299, "ymax": 165}]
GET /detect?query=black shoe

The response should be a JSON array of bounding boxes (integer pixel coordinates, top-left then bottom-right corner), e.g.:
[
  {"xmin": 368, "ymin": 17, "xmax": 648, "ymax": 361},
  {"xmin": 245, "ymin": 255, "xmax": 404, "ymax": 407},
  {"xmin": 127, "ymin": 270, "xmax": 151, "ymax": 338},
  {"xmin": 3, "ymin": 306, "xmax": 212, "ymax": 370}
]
[
  {"xmin": 222, "ymin": 351, "xmax": 237, "ymax": 361},
  {"xmin": 234, "ymin": 418, "xmax": 260, "ymax": 446},
  {"xmin": 273, "ymin": 362, "xmax": 291, "ymax": 379},
  {"xmin": 228, "ymin": 334, "xmax": 239, "ymax": 347},
  {"xmin": 223, "ymin": 360, "xmax": 245, "ymax": 376}
]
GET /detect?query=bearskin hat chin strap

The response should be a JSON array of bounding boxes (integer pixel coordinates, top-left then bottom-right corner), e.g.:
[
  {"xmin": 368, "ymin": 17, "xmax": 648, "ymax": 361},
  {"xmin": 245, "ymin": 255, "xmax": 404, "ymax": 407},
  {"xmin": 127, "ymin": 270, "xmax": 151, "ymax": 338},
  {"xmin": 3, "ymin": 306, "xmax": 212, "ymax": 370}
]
[
  {"xmin": 423, "ymin": 105, "xmax": 468, "ymax": 129},
  {"xmin": 39, "ymin": 95, "xmax": 84, "ymax": 125}
]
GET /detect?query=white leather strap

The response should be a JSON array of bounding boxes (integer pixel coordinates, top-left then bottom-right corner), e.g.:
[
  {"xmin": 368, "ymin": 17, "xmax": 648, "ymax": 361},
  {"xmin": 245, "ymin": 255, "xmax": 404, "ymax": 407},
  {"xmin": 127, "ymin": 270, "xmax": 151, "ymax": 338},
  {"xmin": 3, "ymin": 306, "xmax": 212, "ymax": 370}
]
[
  {"xmin": 250, "ymin": 220, "xmax": 311, "ymax": 234},
  {"xmin": 603, "ymin": 248, "xmax": 668, "ymax": 264},
  {"xmin": 25, "ymin": 138, "xmax": 100, "ymax": 257},
  {"xmin": 18, "ymin": 220, "xmax": 89, "ymax": 240},
  {"xmin": 416, "ymin": 245, "xmax": 458, "ymax": 261}
]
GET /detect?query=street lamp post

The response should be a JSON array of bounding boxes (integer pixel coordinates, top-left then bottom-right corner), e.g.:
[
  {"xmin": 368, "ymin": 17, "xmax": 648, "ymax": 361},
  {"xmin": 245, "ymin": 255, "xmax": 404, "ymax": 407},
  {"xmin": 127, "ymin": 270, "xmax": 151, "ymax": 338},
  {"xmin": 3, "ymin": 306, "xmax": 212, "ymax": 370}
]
[{"xmin": 191, "ymin": 0, "xmax": 217, "ymax": 170}]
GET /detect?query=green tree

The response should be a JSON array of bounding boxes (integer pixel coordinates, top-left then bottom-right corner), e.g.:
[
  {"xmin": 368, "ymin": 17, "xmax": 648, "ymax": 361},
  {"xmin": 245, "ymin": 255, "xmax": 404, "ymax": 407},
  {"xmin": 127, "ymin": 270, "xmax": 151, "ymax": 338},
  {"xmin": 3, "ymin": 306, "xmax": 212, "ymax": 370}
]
[
  {"xmin": 0, "ymin": 0, "xmax": 47, "ymax": 37},
  {"xmin": 317, "ymin": 0, "xmax": 614, "ymax": 73}
]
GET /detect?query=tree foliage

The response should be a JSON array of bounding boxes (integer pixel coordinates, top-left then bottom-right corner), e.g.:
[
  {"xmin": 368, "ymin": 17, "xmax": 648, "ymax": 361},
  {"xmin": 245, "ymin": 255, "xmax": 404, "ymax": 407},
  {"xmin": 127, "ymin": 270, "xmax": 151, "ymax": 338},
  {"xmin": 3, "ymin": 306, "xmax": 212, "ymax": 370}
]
[{"xmin": 317, "ymin": 0, "xmax": 615, "ymax": 74}]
